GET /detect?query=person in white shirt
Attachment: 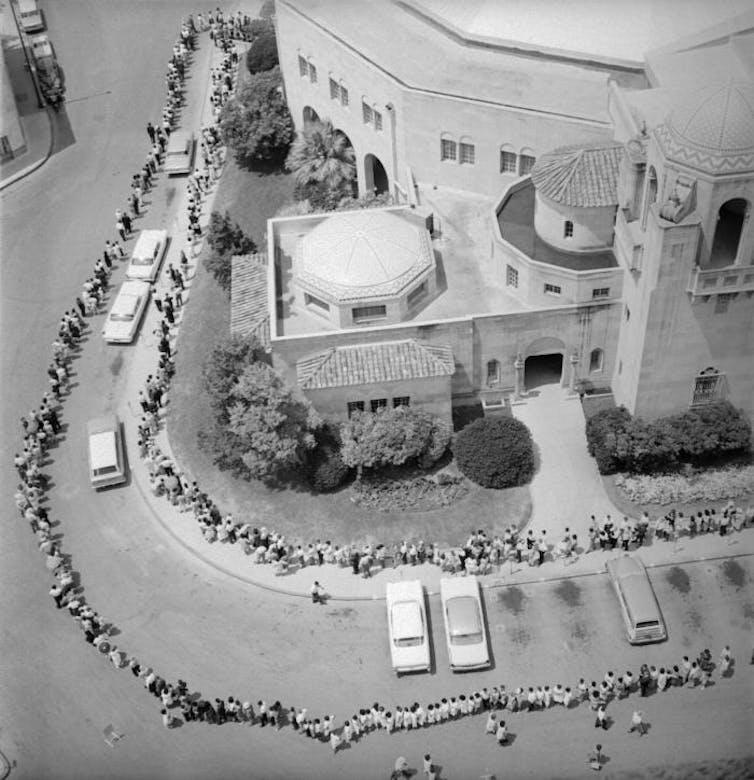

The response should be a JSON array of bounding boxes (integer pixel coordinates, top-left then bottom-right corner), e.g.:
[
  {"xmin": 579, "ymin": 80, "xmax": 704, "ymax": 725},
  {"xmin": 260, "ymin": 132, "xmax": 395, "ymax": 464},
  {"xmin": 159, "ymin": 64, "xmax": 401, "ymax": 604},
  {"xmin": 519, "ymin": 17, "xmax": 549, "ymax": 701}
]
[
  {"xmin": 485, "ymin": 712, "xmax": 497, "ymax": 734},
  {"xmin": 496, "ymin": 720, "xmax": 508, "ymax": 745}
]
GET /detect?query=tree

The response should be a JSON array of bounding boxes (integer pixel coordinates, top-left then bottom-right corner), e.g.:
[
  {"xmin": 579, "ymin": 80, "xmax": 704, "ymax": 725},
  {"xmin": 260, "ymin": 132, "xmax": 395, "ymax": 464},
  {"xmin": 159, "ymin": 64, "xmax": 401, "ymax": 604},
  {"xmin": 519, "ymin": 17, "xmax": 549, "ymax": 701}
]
[
  {"xmin": 305, "ymin": 422, "xmax": 351, "ymax": 492},
  {"xmin": 226, "ymin": 362, "xmax": 321, "ymax": 481},
  {"xmin": 202, "ymin": 334, "xmax": 264, "ymax": 415},
  {"xmin": 285, "ymin": 119, "xmax": 356, "ymax": 191},
  {"xmin": 219, "ymin": 67, "xmax": 293, "ymax": 166},
  {"xmin": 245, "ymin": 26, "xmax": 278, "ymax": 74},
  {"xmin": 339, "ymin": 406, "xmax": 450, "ymax": 478},
  {"xmin": 453, "ymin": 416, "xmax": 535, "ymax": 489},
  {"xmin": 203, "ymin": 211, "xmax": 257, "ymax": 289}
]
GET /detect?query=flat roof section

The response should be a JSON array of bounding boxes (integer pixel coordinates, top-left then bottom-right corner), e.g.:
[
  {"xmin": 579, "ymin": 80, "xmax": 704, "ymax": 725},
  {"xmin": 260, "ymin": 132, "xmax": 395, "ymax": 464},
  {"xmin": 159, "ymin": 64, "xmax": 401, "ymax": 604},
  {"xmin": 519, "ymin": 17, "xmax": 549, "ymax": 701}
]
[
  {"xmin": 274, "ymin": 191, "xmax": 528, "ymax": 339},
  {"xmin": 497, "ymin": 180, "xmax": 617, "ymax": 271}
]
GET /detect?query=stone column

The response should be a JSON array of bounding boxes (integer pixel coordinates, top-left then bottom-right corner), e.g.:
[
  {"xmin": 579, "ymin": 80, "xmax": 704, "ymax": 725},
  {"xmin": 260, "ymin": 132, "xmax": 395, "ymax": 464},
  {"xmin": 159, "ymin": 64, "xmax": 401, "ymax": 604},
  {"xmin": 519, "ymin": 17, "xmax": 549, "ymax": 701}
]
[
  {"xmin": 568, "ymin": 351, "xmax": 579, "ymax": 393},
  {"xmin": 513, "ymin": 352, "xmax": 524, "ymax": 399}
]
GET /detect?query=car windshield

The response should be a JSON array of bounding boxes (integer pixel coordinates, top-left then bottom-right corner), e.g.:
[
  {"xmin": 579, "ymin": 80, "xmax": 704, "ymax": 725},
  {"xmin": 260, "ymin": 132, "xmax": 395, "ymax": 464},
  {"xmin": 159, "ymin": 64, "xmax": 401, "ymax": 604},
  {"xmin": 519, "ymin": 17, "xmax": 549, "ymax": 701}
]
[
  {"xmin": 132, "ymin": 256, "xmax": 153, "ymax": 266},
  {"xmin": 394, "ymin": 636, "xmax": 423, "ymax": 648},
  {"xmin": 110, "ymin": 312, "xmax": 134, "ymax": 322},
  {"xmin": 94, "ymin": 465, "xmax": 118, "ymax": 475}
]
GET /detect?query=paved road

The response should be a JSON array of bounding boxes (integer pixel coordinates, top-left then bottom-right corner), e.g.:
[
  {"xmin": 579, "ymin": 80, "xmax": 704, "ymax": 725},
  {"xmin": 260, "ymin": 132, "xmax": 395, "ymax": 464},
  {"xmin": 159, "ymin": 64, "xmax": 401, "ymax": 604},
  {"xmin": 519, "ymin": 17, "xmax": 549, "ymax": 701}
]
[{"xmin": 1, "ymin": 3, "xmax": 753, "ymax": 780}]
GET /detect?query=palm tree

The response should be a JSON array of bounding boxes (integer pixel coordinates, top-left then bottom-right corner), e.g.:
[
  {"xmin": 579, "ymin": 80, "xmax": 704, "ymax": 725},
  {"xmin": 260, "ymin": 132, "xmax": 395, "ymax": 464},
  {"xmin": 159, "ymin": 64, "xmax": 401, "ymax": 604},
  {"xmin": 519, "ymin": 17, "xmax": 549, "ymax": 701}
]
[{"xmin": 285, "ymin": 119, "xmax": 356, "ymax": 190}]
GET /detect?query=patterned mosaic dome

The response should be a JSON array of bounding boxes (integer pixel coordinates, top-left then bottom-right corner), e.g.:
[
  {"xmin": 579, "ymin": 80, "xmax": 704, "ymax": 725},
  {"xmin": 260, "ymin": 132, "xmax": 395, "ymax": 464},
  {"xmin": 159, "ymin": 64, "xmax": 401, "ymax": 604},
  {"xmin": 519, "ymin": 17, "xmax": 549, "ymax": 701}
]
[
  {"xmin": 655, "ymin": 82, "xmax": 754, "ymax": 175},
  {"xmin": 296, "ymin": 210, "xmax": 433, "ymax": 302}
]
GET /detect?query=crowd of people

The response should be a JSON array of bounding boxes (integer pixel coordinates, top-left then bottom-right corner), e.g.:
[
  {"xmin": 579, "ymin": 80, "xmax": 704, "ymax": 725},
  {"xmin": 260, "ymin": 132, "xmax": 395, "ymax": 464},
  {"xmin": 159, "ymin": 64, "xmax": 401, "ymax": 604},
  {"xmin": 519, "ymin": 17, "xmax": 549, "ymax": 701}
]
[{"xmin": 11, "ymin": 9, "xmax": 752, "ymax": 761}]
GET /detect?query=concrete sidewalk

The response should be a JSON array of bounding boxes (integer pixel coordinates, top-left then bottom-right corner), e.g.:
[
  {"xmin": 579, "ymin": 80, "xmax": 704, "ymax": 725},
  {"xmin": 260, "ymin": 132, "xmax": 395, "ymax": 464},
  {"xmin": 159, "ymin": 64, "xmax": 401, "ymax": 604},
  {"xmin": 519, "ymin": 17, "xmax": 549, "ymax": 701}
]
[{"xmin": 114, "ymin": 33, "xmax": 754, "ymax": 603}]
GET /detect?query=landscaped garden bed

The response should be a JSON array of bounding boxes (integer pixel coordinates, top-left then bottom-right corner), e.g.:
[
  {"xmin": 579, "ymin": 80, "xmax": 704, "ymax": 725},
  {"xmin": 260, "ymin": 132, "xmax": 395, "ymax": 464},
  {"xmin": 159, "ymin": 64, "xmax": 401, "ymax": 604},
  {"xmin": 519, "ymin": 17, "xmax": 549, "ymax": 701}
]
[{"xmin": 350, "ymin": 466, "xmax": 469, "ymax": 512}]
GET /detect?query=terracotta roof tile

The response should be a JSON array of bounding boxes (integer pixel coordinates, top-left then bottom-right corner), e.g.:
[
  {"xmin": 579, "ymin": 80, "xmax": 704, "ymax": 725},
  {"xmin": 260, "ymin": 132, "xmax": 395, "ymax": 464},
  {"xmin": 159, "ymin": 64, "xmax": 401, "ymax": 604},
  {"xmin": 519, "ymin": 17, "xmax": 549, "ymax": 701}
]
[
  {"xmin": 531, "ymin": 141, "xmax": 623, "ymax": 207},
  {"xmin": 230, "ymin": 253, "xmax": 270, "ymax": 349},
  {"xmin": 297, "ymin": 340, "xmax": 455, "ymax": 390}
]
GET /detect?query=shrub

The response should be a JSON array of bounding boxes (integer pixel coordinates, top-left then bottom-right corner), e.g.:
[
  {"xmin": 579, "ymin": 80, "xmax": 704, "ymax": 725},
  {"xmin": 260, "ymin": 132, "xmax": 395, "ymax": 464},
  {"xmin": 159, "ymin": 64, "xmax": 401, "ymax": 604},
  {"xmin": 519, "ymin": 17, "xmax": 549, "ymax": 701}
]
[
  {"xmin": 245, "ymin": 27, "xmax": 278, "ymax": 74},
  {"xmin": 204, "ymin": 211, "xmax": 256, "ymax": 290},
  {"xmin": 306, "ymin": 423, "xmax": 351, "ymax": 492},
  {"xmin": 453, "ymin": 416, "xmax": 535, "ymax": 489},
  {"xmin": 202, "ymin": 334, "xmax": 263, "ymax": 415},
  {"xmin": 585, "ymin": 401, "xmax": 751, "ymax": 475},
  {"xmin": 585, "ymin": 406, "xmax": 632, "ymax": 474}
]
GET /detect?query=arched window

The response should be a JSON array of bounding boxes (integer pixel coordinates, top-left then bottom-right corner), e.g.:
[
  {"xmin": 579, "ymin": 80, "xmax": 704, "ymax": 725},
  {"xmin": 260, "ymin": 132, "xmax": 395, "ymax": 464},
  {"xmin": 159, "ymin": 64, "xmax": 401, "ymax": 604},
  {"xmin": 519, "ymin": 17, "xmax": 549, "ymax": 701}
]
[
  {"xmin": 486, "ymin": 359, "xmax": 501, "ymax": 385},
  {"xmin": 711, "ymin": 198, "xmax": 748, "ymax": 268},
  {"xmin": 589, "ymin": 348, "xmax": 604, "ymax": 373},
  {"xmin": 500, "ymin": 144, "xmax": 517, "ymax": 174},
  {"xmin": 302, "ymin": 106, "xmax": 320, "ymax": 125},
  {"xmin": 440, "ymin": 133, "xmax": 456, "ymax": 162},
  {"xmin": 564, "ymin": 220, "xmax": 574, "ymax": 238},
  {"xmin": 459, "ymin": 136, "xmax": 475, "ymax": 165},
  {"xmin": 642, "ymin": 166, "xmax": 658, "ymax": 228},
  {"xmin": 518, "ymin": 147, "xmax": 536, "ymax": 176}
]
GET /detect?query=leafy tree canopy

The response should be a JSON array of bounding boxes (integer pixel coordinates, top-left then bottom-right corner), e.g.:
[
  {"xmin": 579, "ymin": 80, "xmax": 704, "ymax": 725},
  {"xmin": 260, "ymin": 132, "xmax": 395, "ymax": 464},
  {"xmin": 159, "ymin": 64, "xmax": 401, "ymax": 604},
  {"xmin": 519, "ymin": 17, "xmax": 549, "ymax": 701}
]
[
  {"xmin": 203, "ymin": 211, "xmax": 256, "ymax": 290},
  {"xmin": 285, "ymin": 119, "xmax": 356, "ymax": 190},
  {"xmin": 245, "ymin": 27, "xmax": 278, "ymax": 74}
]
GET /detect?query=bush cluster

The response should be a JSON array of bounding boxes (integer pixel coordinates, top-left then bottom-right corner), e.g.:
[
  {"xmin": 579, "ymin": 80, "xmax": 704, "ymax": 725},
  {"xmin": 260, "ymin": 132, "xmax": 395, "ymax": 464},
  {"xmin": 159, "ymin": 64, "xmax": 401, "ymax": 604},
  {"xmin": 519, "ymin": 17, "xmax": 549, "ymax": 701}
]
[
  {"xmin": 245, "ymin": 23, "xmax": 278, "ymax": 74},
  {"xmin": 586, "ymin": 401, "xmax": 751, "ymax": 475},
  {"xmin": 204, "ymin": 211, "xmax": 256, "ymax": 290},
  {"xmin": 453, "ymin": 416, "xmax": 535, "ymax": 489},
  {"xmin": 305, "ymin": 423, "xmax": 351, "ymax": 493}
]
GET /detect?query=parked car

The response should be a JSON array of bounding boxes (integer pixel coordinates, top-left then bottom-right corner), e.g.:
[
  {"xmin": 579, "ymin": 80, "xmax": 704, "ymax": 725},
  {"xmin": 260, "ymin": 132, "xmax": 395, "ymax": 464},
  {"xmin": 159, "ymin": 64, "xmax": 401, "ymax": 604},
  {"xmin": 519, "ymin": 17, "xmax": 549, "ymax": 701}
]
[
  {"xmin": 164, "ymin": 131, "xmax": 195, "ymax": 175},
  {"xmin": 605, "ymin": 554, "xmax": 668, "ymax": 644},
  {"xmin": 385, "ymin": 580, "xmax": 431, "ymax": 673},
  {"xmin": 102, "ymin": 280, "xmax": 150, "ymax": 343},
  {"xmin": 126, "ymin": 229, "xmax": 169, "ymax": 282},
  {"xmin": 86, "ymin": 414, "xmax": 127, "ymax": 488},
  {"xmin": 18, "ymin": 0, "xmax": 45, "ymax": 32},
  {"xmin": 440, "ymin": 576, "xmax": 490, "ymax": 671}
]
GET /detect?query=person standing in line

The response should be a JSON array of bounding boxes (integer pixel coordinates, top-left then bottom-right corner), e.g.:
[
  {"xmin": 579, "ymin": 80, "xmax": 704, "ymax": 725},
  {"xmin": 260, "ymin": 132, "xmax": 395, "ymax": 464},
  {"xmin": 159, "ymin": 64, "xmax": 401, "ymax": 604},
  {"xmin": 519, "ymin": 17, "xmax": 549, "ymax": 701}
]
[
  {"xmin": 117, "ymin": 218, "xmax": 127, "ymax": 241},
  {"xmin": 147, "ymin": 122, "xmax": 156, "ymax": 143}
]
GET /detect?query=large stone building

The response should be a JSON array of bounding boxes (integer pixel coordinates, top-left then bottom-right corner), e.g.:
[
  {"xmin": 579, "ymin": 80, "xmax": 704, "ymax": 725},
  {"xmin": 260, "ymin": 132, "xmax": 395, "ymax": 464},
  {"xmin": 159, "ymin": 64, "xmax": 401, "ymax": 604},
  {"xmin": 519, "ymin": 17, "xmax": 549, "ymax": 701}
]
[{"xmin": 232, "ymin": 1, "xmax": 754, "ymax": 425}]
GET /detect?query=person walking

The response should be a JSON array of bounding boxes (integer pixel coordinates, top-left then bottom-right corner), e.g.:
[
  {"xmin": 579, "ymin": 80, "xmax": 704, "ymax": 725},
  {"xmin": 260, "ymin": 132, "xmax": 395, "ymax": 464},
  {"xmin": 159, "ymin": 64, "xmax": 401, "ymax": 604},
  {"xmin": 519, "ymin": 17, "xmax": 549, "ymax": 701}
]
[
  {"xmin": 587, "ymin": 744, "xmax": 603, "ymax": 771},
  {"xmin": 627, "ymin": 710, "xmax": 647, "ymax": 736},
  {"xmin": 147, "ymin": 122, "xmax": 156, "ymax": 143},
  {"xmin": 422, "ymin": 754, "xmax": 437, "ymax": 779},
  {"xmin": 310, "ymin": 581, "xmax": 324, "ymax": 604},
  {"xmin": 392, "ymin": 757, "xmax": 411, "ymax": 780},
  {"xmin": 719, "ymin": 645, "xmax": 732, "ymax": 676}
]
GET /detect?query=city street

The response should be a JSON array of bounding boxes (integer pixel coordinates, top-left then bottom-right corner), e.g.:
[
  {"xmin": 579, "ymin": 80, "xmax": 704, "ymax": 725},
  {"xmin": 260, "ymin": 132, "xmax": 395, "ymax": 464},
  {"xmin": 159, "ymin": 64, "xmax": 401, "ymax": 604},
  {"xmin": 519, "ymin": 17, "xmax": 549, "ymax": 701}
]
[{"xmin": 1, "ymin": 3, "xmax": 753, "ymax": 780}]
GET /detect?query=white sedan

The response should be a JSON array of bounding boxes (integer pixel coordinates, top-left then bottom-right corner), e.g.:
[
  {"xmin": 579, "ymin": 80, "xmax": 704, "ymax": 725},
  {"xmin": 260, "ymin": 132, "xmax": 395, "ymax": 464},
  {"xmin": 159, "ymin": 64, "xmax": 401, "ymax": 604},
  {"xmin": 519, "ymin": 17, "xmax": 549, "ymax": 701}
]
[
  {"xmin": 126, "ymin": 229, "xmax": 168, "ymax": 282},
  {"xmin": 440, "ymin": 576, "xmax": 490, "ymax": 671},
  {"xmin": 102, "ymin": 280, "xmax": 150, "ymax": 343},
  {"xmin": 385, "ymin": 580, "xmax": 431, "ymax": 673}
]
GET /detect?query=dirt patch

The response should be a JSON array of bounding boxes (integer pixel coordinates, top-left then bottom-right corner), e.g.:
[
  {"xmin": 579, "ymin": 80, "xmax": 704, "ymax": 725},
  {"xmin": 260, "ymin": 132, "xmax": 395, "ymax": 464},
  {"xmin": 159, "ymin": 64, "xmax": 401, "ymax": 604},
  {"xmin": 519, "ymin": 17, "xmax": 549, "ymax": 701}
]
[
  {"xmin": 721, "ymin": 559, "xmax": 748, "ymax": 590},
  {"xmin": 508, "ymin": 626, "xmax": 531, "ymax": 647},
  {"xmin": 109, "ymin": 353, "xmax": 123, "ymax": 377},
  {"xmin": 684, "ymin": 609, "xmax": 703, "ymax": 632},
  {"xmin": 554, "ymin": 579, "xmax": 582, "ymax": 608},
  {"xmin": 325, "ymin": 607, "xmax": 356, "ymax": 619},
  {"xmin": 570, "ymin": 622, "xmax": 590, "ymax": 642},
  {"xmin": 498, "ymin": 586, "xmax": 526, "ymax": 616},
  {"xmin": 666, "ymin": 565, "xmax": 691, "ymax": 595}
]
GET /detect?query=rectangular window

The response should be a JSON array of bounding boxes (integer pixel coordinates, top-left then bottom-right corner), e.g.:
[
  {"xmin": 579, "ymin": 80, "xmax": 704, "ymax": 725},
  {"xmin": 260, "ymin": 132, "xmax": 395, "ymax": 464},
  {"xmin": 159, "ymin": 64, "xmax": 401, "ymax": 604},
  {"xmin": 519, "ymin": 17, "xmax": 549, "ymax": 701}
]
[
  {"xmin": 352, "ymin": 304, "xmax": 386, "ymax": 323},
  {"xmin": 441, "ymin": 139, "xmax": 456, "ymax": 161},
  {"xmin": 373, "ymin": 110, "xmax": 383, "ymax": 131},
  {"xmin": 304, "ymin": 293, "xmax": 330, "ymax": 312},
  {"xmin": 592, "ymin": 288, "xmax": 610, "ymax": 299},
  {"xmin": 298, "ymin": 55, "xmax": 308, "ymax": 77},
  {"xmin": 506, "ymin": 265, "xmax": 519, "ymax": 288},
  {"xmin": 329, "ymin": 77, "xmax": 339, "ymax": 100},
  {"xmin": 340, "ymin": 85, "xmax": 349, "ymax": 106},
  {"xmin": 544, "ymin": 283, "xmax": 561, "ymax": 295},
  {"xmin": 625, "ymin": 306, "xmax": 631, "ymax": 321},
  {"xmin": 486, "ymin": 360, "xmax": 500, "ymax": 385},
  {"xmin": 519, "ymin": 154, "xmax": 536, "ymax": 175},
  {"xmin": 715, "ymin": 293, "xmax": 732, "ymax": 314},
  {"xmin": 564, "ymin": 221, "xmax": 574, "ymax": 238},
  {"xmin": 347, "ymin": 401, "xmax": 365, "ymax": 417},
  {"xmin": 308, "ymin": 63, "xmax": 317, "ymax": 83},
  {"xmin": 407, "ymin": 281, "xmax": 427, "ymax": 307},
  {"xmin": 500, "ymin": 150, "xmax": 517, "ymax": 173},
  {"xmin": 459, "ymin": 142, "xmax": 475, "ymax": 165},
  {"xmin": 692, "ymin": 371, "xmax": 723, "ymax": 405},
  {"xmin": 362, "ymin": 102, "xmax": 373, "ymax": 125},
  {"xmin": 370, "ymin": 398, "xmax": 388, "ymax": 412},
  {"xmin": 392, "ymin": 396, "xmax": 410, "ymax": 408}
]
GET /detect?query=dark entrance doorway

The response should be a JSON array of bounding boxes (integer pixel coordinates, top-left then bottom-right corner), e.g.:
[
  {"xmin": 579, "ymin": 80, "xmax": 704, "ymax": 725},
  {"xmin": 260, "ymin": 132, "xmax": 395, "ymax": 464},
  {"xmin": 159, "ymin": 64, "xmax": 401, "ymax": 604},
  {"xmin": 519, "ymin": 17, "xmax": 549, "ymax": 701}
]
[
  {"xmin": 365, "ymin": 153, "xmax": 389, "ymax": 196},
  {"xmin": 710, "ymin": 198, "xmax": 746, "ymax": 267},
  {"xmin": 525, "ymin": 353, "xmax": 563, "ymax": 390}
]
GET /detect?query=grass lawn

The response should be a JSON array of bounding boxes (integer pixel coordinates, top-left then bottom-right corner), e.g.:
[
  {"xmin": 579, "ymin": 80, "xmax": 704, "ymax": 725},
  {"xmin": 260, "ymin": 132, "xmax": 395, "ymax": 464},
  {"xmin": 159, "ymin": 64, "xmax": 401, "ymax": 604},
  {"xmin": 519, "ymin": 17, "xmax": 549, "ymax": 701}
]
[{"xmin": 167, "ymin": 151, "xmax": 532, "ymax": 548}]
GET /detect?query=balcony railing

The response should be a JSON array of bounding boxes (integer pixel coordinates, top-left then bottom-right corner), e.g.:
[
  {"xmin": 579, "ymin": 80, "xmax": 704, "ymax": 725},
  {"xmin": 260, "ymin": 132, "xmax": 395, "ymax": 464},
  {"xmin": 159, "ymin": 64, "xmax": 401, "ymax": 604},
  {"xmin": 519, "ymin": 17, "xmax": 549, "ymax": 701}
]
[{"xmin": 686, "ymin": 265, "xmax": 754, "ymax": 298}]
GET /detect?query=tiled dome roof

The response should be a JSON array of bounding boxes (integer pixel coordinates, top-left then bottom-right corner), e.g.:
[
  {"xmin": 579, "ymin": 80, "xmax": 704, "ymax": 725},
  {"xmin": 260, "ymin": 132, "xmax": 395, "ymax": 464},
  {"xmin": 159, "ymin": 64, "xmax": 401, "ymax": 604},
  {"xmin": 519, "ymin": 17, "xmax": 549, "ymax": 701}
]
[
  {"xmin": 655, "ymin": 82, "xmax": 754, "ymax": 175},
  {"xmin": 530, "ymin": 141, "xmax": 623, "ymax": 208},
  {"xmin": 296, "ymin": 210, "xmax": 433, "ymax": 303}
]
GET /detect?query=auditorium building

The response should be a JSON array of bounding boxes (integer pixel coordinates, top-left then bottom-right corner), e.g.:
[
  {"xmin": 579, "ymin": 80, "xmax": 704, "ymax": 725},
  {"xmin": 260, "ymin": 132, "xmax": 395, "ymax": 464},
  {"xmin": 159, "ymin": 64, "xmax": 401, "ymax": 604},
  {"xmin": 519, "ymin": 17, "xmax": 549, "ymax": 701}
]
[{"xmin": 232, "ymin": 0, "xmax": 754, "ymax": 425}]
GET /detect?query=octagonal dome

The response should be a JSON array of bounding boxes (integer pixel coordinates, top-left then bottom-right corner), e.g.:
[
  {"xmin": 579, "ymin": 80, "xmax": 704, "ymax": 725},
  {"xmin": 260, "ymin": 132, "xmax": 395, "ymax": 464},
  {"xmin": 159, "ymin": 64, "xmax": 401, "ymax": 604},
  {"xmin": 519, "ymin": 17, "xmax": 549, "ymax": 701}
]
[
  {"xmin": 296, "ymin": 210, "xmax": 434, "ymax": 303},
  {"xmin": 655, "ymin": 82, "xmax": 754, "ymax": 175}
]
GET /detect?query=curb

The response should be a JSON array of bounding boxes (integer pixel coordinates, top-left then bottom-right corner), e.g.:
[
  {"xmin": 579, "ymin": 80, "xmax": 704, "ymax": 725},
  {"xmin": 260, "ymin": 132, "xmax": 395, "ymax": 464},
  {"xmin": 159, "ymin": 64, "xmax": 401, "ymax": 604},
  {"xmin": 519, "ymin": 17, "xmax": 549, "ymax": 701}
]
[{"xmin": 0, "ymin": 107, "xmax": 56, "ymax": 192}]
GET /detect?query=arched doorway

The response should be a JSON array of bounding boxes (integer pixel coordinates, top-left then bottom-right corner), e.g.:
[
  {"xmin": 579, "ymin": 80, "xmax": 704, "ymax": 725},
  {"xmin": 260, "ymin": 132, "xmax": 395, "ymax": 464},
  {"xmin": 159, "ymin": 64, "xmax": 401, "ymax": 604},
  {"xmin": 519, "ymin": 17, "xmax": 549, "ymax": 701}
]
[
  {"xmin": 524, "ymin": 336, "xmax": 565, "ymax": 390},
  {"xmin": 302, "ymin": 105, "xmax": 320, "ymax": 125},
  {"xmin": 710, "ymin": 198, "xmax": 747, "ymax": 267},
  {"xmin": 364, "ymin": 153, "xmax": 389, "ymax": 196}
]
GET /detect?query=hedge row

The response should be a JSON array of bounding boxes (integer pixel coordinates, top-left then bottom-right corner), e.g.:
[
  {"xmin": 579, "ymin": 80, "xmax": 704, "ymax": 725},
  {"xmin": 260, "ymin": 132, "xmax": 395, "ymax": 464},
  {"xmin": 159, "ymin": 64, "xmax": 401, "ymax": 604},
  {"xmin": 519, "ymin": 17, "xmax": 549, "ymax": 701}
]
[{"xmin": 585, "ymin": 401, "xmax": 751, "ymax": 475}]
